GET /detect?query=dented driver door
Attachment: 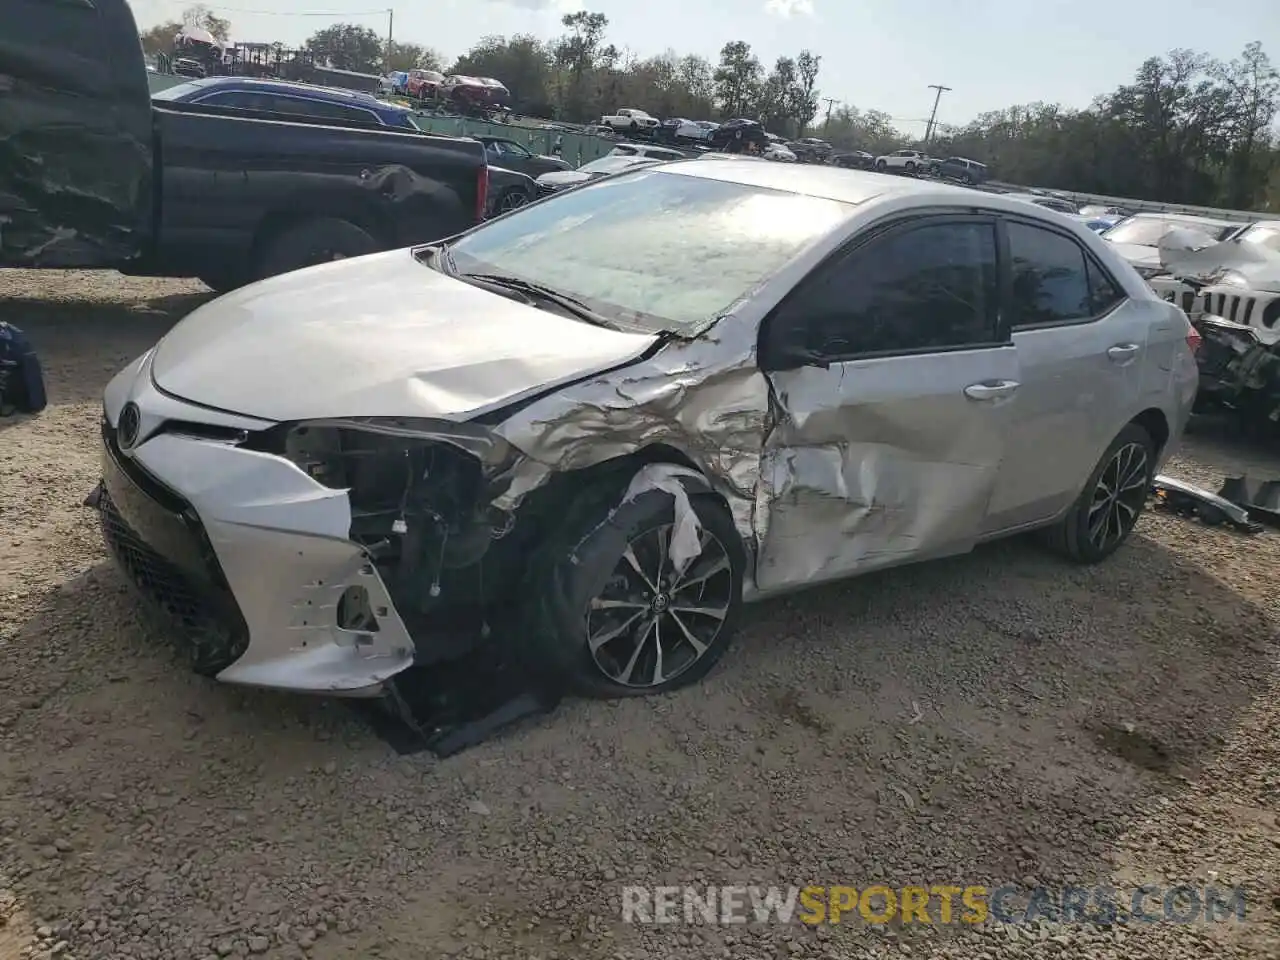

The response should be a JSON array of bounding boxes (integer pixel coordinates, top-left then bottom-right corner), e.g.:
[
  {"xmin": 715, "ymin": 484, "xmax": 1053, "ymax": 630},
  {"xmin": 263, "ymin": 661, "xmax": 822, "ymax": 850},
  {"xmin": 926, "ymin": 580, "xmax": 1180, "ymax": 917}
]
[{"xmin": 752, "ymin": 215, "xmax": 1020, "ymax": 593}]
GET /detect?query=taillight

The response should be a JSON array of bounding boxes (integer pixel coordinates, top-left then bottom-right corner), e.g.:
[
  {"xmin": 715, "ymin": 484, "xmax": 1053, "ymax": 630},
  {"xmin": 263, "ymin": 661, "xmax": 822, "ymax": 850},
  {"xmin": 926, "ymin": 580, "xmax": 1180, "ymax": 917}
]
[
  {"xmin": 476, "ymin": 167, "xmax": 489, "ymax": 222},
  {"xmin": 1185, "ymin": 323, "xmax": 1203, "ymax": 355}
]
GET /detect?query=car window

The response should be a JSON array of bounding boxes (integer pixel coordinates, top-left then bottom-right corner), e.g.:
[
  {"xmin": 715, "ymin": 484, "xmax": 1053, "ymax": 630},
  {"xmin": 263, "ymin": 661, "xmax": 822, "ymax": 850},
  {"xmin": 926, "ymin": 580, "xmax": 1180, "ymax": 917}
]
[
  {"xmin": 445, "ymin": 170, "xmax": 855, "ymax": 336},
  {"xmin": 1007, "ymin": 222, "xmax": 1099, "ymax": 326},
  {"xmin": 611, "ymin": 145, "xmax": 638, "ymax": 156},
  {"xmin": 1085, "ymin": 257, "xmax": 1125, "ymax": 315},
  {"xmin": 776, "ymin": 220, "xmax": 999, "ymax": 358}
]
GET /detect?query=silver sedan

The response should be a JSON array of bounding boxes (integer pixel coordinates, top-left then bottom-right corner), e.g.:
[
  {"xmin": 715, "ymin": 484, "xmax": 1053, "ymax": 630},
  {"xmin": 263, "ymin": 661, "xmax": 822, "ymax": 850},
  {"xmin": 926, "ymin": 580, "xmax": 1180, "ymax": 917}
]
[{"xmin": 94, "ymin": 160, "xmax": 1199, "ymax": 699}]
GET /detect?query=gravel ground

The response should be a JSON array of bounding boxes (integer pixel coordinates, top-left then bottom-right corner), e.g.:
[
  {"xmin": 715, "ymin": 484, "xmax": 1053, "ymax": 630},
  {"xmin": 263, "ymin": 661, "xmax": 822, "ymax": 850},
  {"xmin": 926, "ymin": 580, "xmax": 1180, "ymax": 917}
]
[{"xmin": 1, "ymin": 269, "xmax": 1278, "ymax": 960}]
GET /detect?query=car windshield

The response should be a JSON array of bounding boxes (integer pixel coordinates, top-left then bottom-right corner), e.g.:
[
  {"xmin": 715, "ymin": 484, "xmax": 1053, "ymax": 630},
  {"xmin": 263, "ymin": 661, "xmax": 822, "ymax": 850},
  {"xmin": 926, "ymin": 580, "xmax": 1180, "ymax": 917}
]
[
  {"xmin": 1103, "ymin": 217, "xmax": 1237, "ymax": 245},
  {"xmin": 444, "ymin": 169, "xmax": 853, "ymax": 335},
  {"xmin": 151, "ymin": 78, "xmax": 220, "ymax": 100},
  {"xmin": 1238, "ymin": 224, "xmax": 1280, "ymax": 253}
]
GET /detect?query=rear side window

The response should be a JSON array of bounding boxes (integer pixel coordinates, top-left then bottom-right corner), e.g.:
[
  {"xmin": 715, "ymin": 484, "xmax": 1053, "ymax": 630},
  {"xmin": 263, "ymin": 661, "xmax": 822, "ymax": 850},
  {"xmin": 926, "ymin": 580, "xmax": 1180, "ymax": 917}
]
[
  {"xmin": 778, "ymin": 219, "xmax": 1000, "ymax": 357},
  {"xmin": 1007, "ymin": 222, "xmax": 1123, "ymax": 327}
]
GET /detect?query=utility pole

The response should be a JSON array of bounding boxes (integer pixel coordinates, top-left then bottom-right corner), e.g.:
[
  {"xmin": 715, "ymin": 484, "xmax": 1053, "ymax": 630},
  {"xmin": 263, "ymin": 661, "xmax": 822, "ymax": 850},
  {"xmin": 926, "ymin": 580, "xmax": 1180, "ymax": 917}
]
[
  {"xmin": 924, "ymin": 84, "xmax": 951, "ymax": 144},
  {"xmin": 822, "ymin": 96, "xmax": 837, "ymax": 130},
  {"xmin": 385, "ymin": 8, "xmax": 394, "ymax": 72}
]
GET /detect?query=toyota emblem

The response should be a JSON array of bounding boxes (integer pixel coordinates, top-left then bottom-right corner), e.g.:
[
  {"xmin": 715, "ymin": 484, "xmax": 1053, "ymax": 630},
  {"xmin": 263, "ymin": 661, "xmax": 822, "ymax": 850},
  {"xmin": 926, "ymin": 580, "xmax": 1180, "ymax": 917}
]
[{"xmin": 117, "ymin": 402, "xmax": 141, "ymax": 451}]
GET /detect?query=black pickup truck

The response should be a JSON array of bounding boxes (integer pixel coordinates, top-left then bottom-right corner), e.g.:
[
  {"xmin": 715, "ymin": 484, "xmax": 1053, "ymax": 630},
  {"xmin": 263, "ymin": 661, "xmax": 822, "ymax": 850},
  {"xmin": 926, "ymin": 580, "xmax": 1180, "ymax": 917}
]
[{"xmin": 1, "ymin": 0, "xmax": 488, "ymax": 290}]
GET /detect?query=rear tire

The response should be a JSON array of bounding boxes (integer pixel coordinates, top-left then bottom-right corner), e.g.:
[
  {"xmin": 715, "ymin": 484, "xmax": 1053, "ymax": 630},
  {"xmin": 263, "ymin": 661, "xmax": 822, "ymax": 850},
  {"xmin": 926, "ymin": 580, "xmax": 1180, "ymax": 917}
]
[
  {"xmin": 255, "ymin": 217, "xmax": 379, "ymax": 280},
  {"xmin": 875, "ymin": 159, "xmax": 887, "ymax": 171},
  {"xmin": 524, "ymin": 477, "xmax": 745, "ymax": 699},
  {"xmin": 1042, "ymin": 423, "xmax": 1156, "ymax": 564}
]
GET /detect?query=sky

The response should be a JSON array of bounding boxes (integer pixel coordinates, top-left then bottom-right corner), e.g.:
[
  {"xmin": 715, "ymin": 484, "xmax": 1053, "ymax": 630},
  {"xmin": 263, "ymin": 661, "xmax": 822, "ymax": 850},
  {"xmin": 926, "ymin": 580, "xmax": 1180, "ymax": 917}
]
[{"xmin": 131, "ymin": 0, "xmax": 1279, "ymax": 134}]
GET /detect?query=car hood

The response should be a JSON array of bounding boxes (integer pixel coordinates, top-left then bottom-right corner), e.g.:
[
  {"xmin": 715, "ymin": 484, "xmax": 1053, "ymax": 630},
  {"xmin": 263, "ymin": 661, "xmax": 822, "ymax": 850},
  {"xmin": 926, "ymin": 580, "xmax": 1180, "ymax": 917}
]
[
  {"xmin": 1107, "ymin": 241, "xmax": 1160, "ymax": 269},
  {"xmin": 537, "ymin": 169, "xmax": 592, "ymax": 187},
  {"xmin": 149, "ymin": 249, "xmax": 659, "ymax": 423}
]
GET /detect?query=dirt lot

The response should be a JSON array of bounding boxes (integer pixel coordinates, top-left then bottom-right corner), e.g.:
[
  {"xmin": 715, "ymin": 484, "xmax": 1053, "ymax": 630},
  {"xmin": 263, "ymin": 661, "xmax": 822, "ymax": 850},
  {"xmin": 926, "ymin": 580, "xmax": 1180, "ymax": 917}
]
[{"xmin": 1, "ymin": 270, "xmax": 1278, "ymax": 960}]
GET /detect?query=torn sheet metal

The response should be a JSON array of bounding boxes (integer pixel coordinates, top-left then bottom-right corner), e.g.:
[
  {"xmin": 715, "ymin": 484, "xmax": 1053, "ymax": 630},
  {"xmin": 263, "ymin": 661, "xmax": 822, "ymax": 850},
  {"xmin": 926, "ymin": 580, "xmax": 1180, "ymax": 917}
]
[
  {"xmin": 1160, "ymin": 234, "xmax": 1280, "ymax": 284},
  {"xmin": 492, "ymin": 331, "xmax": 772, "ymax": 542},
  {"xmin": 1151, "ymin": 475, "xmax": 1262, "ymax": 534},
  {"xmin": 1, "ymin": 0, "xmax": 153, "ymax": 267},
  {"xmin": 620, "ymin": 463, "xmax": 704, "ymax": 572}
]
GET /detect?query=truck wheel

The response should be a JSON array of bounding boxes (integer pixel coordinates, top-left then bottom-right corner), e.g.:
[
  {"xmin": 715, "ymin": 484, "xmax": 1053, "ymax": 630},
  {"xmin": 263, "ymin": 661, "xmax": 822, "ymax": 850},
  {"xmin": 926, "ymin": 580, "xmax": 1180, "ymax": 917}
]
[
  {"xmin": 523, "ymin": 478, "xmax": 745, "ymax": 699},
  {"xmin": 497, "ymin": 189, "xmax": 531, "ymax": 213},
  {"xmin": 256, "ymin": 218, "xmax": 379, "ymax": 280}
]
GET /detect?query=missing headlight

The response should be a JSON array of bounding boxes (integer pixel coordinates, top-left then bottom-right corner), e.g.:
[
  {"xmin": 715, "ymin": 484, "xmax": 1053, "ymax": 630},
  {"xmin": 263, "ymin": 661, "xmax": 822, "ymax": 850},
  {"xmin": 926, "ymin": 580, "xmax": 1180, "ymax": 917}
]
[{"xmin": 283, "ymin": 421, "xmax": 518, "ymax": 612}]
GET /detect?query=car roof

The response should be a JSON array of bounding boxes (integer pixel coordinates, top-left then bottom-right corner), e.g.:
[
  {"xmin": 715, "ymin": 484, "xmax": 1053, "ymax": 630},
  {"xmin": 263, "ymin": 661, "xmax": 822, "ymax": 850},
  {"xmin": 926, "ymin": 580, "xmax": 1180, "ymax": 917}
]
[
  {"xmin": 175, "ymin": 76, "xmax": 399, "ymax": 108},
  {"xmin": 658, "ymin": 159, "xmax": 1047, "ymax": 210}
]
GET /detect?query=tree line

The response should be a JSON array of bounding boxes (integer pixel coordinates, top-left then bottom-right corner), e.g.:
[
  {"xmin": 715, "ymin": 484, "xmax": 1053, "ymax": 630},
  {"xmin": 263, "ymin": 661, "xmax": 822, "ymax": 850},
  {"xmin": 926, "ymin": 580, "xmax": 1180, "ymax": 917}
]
[{"xmin": 140, "ymin": 7, "xmax": 1279, "ymax": 210}]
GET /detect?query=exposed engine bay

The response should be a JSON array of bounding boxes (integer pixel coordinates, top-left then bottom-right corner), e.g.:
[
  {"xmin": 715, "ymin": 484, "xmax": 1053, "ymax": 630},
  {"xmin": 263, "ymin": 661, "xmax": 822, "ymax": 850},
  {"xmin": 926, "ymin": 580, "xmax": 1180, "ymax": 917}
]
[{"xmin": 276, "ymin": 422, "xmax": 535, "ymax": 649}]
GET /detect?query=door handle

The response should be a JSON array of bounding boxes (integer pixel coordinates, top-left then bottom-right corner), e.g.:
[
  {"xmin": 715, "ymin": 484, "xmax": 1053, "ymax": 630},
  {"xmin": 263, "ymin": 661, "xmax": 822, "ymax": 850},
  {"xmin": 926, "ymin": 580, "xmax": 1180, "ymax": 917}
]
[
  {"xmin": 1107, "ymin": 343, "xmax": 1141, "ymax": 362},
  {"xmin": 964, "ymin": 379, "xmax": 1020, "ymax": 401}
]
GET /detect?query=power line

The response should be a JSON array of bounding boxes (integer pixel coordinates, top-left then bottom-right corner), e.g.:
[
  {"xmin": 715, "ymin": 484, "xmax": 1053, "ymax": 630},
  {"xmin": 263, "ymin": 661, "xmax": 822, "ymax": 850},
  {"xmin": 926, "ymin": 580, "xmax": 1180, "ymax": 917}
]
[{"xmin": 924, "ymin": 84, "xmax": 952, "ymax": 143}]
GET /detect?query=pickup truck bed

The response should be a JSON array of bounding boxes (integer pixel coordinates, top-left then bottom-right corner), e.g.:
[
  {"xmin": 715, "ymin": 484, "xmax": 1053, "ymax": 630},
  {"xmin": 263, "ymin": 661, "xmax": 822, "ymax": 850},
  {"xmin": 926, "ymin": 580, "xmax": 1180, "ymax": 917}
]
[{"xmin": 139, "ymin": 102, "xmax": 487, "ymax": 287}]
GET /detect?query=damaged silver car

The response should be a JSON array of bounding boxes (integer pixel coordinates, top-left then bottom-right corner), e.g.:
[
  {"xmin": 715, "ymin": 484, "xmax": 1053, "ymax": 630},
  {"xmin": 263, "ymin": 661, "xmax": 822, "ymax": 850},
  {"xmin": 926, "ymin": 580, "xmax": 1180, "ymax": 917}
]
[{"xmin": 93, "ymin": 160, "xmax": 1199, "ymax": 700}]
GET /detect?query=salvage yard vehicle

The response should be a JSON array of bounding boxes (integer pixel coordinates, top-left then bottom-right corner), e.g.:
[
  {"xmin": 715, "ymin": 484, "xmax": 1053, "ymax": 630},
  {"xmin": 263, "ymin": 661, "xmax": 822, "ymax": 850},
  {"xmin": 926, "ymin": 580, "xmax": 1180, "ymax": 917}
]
[
  {"xmin": 93, "ymin": 161, "xmax": 1197, "ymax": 702},
  {"xmin": 1100, "ymin": 213, "xmax": 1244, "ymax": 279},
  {"xmin": 930, "ymin": 156, "xmax": 989, "ymax": 185},
  {"xmin": 1, "ymin": 0, "xmax": 488, "ymax": 290},
  {"xmin": 600, "ymin": 107, "xmax": 661, "ymax": 133},
  {"xmin": 533, "ymin": 154, "xmax": 663, "ymax": 196},
  {"xmin": 874, "ymin": 149, "xmax": 929, "ymax": 173},
  {"xmin": 153, "ymin": 76, "xmax": 421, "ymax": 129}
]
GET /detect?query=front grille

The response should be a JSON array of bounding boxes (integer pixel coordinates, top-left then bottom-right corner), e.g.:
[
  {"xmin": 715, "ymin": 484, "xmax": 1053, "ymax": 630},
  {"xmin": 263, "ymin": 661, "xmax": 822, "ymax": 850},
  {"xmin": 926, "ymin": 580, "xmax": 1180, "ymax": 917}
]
[
  {"xmin": 537, "ymin": 182, "xmax": 557, "ymax": 197},
  {"xmin": 98, "ymin": 423, "xmax": 250, "ymax": 676}
]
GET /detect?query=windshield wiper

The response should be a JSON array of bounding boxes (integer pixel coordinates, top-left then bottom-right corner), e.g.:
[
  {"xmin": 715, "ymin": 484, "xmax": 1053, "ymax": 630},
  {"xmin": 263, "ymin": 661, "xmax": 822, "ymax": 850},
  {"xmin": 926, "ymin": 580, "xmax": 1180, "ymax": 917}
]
[{"xmin": 459, "ymin": 273, "xmax": 617, "ymax": 329}]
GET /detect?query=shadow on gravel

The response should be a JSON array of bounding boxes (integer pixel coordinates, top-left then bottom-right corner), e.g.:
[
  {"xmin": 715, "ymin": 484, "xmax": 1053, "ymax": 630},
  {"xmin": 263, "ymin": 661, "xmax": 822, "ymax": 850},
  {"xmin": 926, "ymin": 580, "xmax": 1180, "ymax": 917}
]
[
  {"xmin": 0, "ymin": 513, "xmax": 1275, "ymax": 956},
  {"xmin": 0, "ymin": 291, "xmax": 212, "ymax": 410}
]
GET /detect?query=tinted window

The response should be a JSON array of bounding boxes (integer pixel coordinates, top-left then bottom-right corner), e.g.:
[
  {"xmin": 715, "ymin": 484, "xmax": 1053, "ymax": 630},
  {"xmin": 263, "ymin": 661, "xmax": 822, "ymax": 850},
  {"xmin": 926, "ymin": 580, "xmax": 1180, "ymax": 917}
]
[
  {"xmin": 1007, "ymin": 222, "xmax": 1092, "ymax": 326},
  {"xmin": 1086, "ymin": 258, "xmax": 1124, "ymax": 315},
  {"xmin": 217, "ymin": 92, "xmax": 377, "ymax": 123},
  {"xmin": 779, "ymin": 220, "xmax": 999, "ymax": 357}
]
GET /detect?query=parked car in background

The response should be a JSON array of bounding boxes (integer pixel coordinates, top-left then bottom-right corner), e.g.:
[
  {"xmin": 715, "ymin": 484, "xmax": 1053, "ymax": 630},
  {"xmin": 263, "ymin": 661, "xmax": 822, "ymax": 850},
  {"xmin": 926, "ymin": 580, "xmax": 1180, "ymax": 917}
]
[
  {"xmin": 600, "ymin": 108, "xmax": 661, "ymax": 133},
  {"xmin": 405, "ymin": 69, "xmax": 445, "ymax": 99},
  {"xmin": 1080, "ymin": 204, "xmax": 1132, "ymax": 218},
  {"xmin": 764, "ymin": 142, "xmax": 797, "ymax": 162},
  {"xmin": 1000, "ymin": 192, "xmax": 1079, "ymax": 216},
  {"xmin": 874, "ymin": 149, "xmax": 929, "ymax": 173},
  {"xmin": 787, "ymin": 138, "xmax": 833, "ymax": 162},
  {"xmin": 1101, "ymin": 213, "xmax": 1244, "ymax": 278},
  {"xmin": 675, "ymin": 119, "xmax": 719, "ymax": 141},
  {"xmin": 485, "ymin": 166, "xmax": 538, "ymax": 217},
  {"xmin": 476, "ymin": 136, "xmax": 571, "ymax": 178},
  {"xmin": 533, "ymin": 154, "xmax": 664, "ymax": 195},
  {"xmin": 930, "ymin": 156, "xmax": 989, "ymax": 185},
  {"xmin": 4, "ymin": 0, "xmax": 488, "ymax": 290},
  {"xmin": 709, "ymin": 119, "xmax": 769, "ymax": 152},
  {"xmin": 153, "ymin": 76, "xmax": 420, "ymax": 130},
  {"xmin": 172, "ymin": 57, "xmax": 205, "ymax": 78},
  {"xmin": 93, "ymin": 159, "xmax": 1197, "ymax": 702},
  {"xmin": 1072, "ymin": 215, "xmax": 1122, "ymax": 234},
  {"xmin": 608, "ymin": 143, "xmax": 687, "ymax": 163},
  {"xmin": 831, "ymin": 151, "xmax": 874, "ymax": 169}
]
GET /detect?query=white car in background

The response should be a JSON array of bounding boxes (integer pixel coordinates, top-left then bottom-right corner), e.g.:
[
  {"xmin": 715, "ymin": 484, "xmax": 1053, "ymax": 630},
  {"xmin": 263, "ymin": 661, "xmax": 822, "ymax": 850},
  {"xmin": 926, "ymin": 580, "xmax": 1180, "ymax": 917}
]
[
  {"xmin": 763, "ymin": 143, "xmax": 797, "ymax": 162},
  {"xmin": 874, "ymin": 149, "xmax": 929, "ymax": 174},
  {"xmin": 1101, "ymin": 213, "xmax": 1244, "ymax": 279},
  {"xmin": 675, "ymin": 120, "xmax": 719, "ymax": 141},
  {"xmin": 600, "ymin": 108, "xmax": 661, "ymax": 134},
  {"xmin": 608, "ymin": 143, "xmax": 687, "ymax": 163}
]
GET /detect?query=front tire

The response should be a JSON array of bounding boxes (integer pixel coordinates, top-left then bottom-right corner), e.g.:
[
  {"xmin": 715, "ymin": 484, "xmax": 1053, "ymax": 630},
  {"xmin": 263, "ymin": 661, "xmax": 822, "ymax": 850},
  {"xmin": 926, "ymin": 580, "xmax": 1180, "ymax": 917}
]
[
  {"xmin": 1043, "ymin": 423, "xmax": 1155, "ymax": 564},
  {"xmin": 497, "ymin": 189, "xmax": 531, "ymax": 213},
  {"xmin": 525, "ymin": 479, "xmax": 745, "ymax": 699},
  {"xmin": 905, "ymin": 161, "xmax": 917, "ymax": 173},
  {"xmin": 875, "ymin": 159, "xmax": 887, "ymax": 171}
]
